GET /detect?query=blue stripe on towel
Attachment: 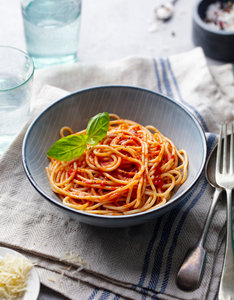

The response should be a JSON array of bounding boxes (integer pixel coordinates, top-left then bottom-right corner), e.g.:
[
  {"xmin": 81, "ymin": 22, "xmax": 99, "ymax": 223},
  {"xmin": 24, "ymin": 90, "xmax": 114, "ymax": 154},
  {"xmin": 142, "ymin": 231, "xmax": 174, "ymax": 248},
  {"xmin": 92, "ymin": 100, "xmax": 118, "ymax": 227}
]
[
  {"xmin": 160, "ymin": 178, "xmax": 208, "ymax": 293},
  {"xmin": 153, "ymin": 59, "xmax": 162, "ymax": 93},
  {"xmin": 138, "ymin": 58, "xmax": 178, "ymax": 299},
  {"xmin": 136, "ymin": 59, "xmax": 165, "ymax": 296},
  {"xmin": 150, "ymin": 134, "xmax": 216, "ymax": 295},
  {"xmin": 98, "ymin": 290, "xmax": 110, "ymax": 300},
  {"xmin": 139, "ymin": 62, "xmax": 214, "ymax": 298},
  {"xmin": 147, "ymin": 208, "xmax": 178, "ymax": 290},
  {"xmin": 157, "ymin": 132, "xmax": 216, "ymax": 295},
  {"xmin": 147, "ymin": 178, "xmax": 204, "ymax": 293},
  {"xmin": 166, "ymin": 58, "xmax": 209, "ymax": 132},
  {"xmin": 159, "ymin": 58, "xmax": 173, "ymax": 98},
  {"xmin": 137, "ymin": 217, "xmax": 163, "ymax": 288},
  {"xmin": 88, "ymin": 288, "xmax": 99, "ymax": 300},
  {"xmin": 138, "ymin": 58, "xmax": 177, "ymax": 299},
  {"xmin": 147, "ymin": 183, "xmax": 205, "ymax": 297}
]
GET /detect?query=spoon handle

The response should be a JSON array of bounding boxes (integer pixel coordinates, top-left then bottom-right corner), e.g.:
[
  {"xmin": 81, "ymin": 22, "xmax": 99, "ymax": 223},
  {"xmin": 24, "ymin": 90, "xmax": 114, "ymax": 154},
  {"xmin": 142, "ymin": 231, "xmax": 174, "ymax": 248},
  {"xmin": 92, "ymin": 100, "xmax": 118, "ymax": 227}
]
[{"xmin": 176, "ymin": 188, "xmax": 222, "ymax": 291}]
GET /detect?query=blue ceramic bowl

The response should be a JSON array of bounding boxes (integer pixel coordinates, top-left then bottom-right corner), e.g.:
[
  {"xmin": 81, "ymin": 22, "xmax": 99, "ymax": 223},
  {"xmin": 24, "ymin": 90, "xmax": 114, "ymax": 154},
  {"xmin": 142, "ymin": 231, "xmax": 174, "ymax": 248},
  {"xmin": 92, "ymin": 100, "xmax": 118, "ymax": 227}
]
[
  {"xmin": 22, "ymin": 86, "xmax": 207, "ymax": 227},
  {"xmin": 192, "ymin": 0, "xmax": 234, "ymax": 62}
]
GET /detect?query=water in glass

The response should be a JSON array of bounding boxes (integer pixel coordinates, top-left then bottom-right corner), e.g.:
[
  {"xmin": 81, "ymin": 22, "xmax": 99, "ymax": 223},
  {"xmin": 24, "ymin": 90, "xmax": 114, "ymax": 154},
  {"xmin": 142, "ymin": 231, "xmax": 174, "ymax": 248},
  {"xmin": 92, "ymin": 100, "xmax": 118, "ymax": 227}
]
[
  {"xmin": 22, "ymin": 0, "xmax": 82, "ymax": 68},
  {"xmin": 0, "ymin": 75, "xmax": 31, "ymax": 154}
]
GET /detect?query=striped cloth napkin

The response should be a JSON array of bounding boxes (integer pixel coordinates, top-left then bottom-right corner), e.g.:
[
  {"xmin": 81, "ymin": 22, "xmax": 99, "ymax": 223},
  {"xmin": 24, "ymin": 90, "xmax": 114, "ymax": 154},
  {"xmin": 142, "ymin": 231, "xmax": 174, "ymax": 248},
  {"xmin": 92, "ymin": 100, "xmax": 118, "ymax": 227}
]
[{"xmin": 0, "ymin": 47, "xmax": 234, "ymax": 300}]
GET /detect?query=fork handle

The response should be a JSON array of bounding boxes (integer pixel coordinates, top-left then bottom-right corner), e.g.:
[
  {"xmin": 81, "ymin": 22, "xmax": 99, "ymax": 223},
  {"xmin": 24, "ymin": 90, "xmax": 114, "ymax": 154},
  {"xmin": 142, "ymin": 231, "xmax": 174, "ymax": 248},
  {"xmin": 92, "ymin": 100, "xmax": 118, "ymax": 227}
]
[{"xmin": 218, "ymin": 188, "xmax": 234, "ymax": 300}]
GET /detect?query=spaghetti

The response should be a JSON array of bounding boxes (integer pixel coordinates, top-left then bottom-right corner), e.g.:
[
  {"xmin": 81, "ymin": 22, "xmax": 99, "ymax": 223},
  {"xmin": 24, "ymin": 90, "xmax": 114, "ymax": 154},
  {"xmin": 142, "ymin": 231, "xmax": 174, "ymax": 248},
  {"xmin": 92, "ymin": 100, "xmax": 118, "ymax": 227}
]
[{"xmin": 46, "ymin": 114, "xmax": 188, "ymax": 215}]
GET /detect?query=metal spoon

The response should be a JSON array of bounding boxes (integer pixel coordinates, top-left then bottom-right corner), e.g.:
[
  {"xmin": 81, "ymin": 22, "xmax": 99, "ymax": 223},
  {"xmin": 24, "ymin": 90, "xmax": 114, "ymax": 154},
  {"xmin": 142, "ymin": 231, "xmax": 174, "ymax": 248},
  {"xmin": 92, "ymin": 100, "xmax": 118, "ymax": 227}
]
[
  {"xmin": 176, "ymin": 142, "xmax": 223, "ymax": 291},
  {"xmin": 155, "ymin": 0, "xmax": 178, "ymax": 21}
]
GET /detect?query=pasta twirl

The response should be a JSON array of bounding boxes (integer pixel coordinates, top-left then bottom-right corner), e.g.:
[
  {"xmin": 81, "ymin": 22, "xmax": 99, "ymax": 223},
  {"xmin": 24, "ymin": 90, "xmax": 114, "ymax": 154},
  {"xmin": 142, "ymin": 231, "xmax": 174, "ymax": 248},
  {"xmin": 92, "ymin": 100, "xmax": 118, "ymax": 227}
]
[{"xmin": 46, "ymin": 114, "xmax": 188, "ymax": 215}]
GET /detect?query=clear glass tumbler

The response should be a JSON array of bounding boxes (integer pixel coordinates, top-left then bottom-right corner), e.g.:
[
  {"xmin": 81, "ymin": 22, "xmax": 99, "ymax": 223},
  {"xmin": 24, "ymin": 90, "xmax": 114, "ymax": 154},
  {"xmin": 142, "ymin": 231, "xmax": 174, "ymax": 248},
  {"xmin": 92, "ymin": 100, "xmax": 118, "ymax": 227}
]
[
  {"xmin": 21, "ymin": 0, "xmax": 82, "ymax": 68},
  {"xmin": 0, "ymin": 46, "xmax": 34, "ymax": 155}
]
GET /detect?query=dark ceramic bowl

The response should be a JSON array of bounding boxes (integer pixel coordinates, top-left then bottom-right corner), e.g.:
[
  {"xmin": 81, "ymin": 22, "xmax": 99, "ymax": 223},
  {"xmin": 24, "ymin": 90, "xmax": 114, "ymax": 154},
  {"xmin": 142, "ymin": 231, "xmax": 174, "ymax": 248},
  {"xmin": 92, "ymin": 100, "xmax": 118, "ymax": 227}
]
[
  {"xmin": 22, "ymin": 86, "xmax": 207, "ymax": 227},
  {"xmin": 192, "ymin": 0, "xmax": 234, "ymax": 62}
]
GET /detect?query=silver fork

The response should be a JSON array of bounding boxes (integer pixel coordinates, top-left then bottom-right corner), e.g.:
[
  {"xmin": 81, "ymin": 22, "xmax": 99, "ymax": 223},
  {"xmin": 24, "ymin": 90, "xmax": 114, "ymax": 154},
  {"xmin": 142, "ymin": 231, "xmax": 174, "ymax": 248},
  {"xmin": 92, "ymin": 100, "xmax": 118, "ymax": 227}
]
[{"xmin": 215, "ymin": 123, "xmax": 234, "ymax": 300}]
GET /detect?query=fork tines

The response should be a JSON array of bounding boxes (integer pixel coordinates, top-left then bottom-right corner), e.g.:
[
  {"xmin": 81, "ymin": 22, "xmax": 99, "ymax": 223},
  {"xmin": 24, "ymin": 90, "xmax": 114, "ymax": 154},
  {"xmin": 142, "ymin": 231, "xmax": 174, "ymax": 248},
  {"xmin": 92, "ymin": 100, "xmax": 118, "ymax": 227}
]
[{"xmin": 216, "ymin": 123, "xmax": 234, "ymax": 175}]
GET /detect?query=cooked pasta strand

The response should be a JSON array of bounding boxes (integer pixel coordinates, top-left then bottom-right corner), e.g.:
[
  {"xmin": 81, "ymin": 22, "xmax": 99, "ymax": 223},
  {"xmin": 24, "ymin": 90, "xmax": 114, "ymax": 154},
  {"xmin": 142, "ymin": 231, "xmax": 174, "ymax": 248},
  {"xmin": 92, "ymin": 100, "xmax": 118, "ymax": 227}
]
[{"xmin": 46, "ymin": 114, "xmax": 188, "ymax": 215}]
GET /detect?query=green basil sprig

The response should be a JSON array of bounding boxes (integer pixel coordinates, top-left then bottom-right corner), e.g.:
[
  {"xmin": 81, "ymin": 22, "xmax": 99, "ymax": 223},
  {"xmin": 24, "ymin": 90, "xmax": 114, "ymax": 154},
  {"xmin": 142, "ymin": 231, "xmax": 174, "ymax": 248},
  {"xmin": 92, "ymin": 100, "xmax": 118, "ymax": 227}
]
[{"xmin": 47, "ymin": 112, "xmax": 110, "ymax": 161}]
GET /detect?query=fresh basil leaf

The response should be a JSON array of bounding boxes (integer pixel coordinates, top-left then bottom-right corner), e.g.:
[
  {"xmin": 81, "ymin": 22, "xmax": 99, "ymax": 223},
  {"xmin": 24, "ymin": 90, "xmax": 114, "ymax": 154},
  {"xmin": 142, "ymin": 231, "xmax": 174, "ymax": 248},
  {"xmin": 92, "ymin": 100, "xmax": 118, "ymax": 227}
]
[
  {"xmin": 86, "ymin": 112, "xmax": 110, "ymax": 145},
  {"xmin": 47, "ymin": 133, "xmax": 87, "ymax": 161},
  {"xmin": 47, "ymin": 112, "xmax": 110, "ymax": 161}
]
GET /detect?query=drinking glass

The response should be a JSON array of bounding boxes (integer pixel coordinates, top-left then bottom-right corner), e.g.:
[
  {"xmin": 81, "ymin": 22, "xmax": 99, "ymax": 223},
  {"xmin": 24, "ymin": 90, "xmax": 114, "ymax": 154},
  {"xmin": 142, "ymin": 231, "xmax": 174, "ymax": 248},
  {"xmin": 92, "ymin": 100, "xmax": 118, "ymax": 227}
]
[
  {"xmin": 0, "ymin": 46, "xmax": 34, "ymax": 155},
  {"xmin": 21, "ymin": 0, "xmax": 82, "ymax": 68}
]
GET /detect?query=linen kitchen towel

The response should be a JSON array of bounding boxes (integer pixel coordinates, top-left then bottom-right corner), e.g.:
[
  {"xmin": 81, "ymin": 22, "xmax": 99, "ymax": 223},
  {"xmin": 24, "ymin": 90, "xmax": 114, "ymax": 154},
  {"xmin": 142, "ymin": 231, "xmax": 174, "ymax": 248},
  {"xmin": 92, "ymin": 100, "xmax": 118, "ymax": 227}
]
[{"xmin": 0, "ymin": 47, "xmax": 234, "ymax": 300}]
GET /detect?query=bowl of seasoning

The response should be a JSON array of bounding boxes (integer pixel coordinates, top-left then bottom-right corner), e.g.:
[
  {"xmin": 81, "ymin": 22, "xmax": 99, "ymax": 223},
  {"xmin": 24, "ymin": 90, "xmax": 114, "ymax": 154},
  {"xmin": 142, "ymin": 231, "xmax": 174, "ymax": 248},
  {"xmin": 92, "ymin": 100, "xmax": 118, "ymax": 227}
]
[{"xmin": 192, "ymin": 0, "xmax": 234, "ymax": 62}]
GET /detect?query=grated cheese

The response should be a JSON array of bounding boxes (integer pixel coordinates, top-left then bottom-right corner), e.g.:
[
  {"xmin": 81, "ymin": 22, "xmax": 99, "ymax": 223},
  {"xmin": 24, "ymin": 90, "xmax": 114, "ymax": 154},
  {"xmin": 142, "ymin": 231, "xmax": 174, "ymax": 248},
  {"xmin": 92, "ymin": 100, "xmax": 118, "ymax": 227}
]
[
  {"xmin": 59, "ymin": 251, "xmax": 89, "ymax": 267},
  {"xmin": 0, "ymin": 253, "xmax": 33, "ymax": 300}
]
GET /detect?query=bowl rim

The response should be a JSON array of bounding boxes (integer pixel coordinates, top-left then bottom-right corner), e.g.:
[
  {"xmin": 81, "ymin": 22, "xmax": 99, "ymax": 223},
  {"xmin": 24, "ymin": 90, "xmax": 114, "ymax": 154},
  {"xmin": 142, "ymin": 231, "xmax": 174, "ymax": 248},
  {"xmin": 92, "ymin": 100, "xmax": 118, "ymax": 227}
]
[
  {"xmin": 193, "ymin": 0, "xmax": 234, "ymax": 36},
  {"xmin": 22, "ymin": 85, "xmax": 207, "ymax": 220}
]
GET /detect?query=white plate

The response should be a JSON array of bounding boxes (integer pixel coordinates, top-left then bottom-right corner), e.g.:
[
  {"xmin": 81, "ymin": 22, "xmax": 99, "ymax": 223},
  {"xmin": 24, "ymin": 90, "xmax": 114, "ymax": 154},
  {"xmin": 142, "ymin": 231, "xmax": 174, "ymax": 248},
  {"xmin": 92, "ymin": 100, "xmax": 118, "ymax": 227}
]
[{"xmin": 0, "ymin": 247, "xmax": 40, "ymax": 300}]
